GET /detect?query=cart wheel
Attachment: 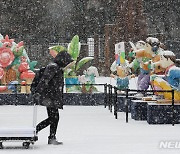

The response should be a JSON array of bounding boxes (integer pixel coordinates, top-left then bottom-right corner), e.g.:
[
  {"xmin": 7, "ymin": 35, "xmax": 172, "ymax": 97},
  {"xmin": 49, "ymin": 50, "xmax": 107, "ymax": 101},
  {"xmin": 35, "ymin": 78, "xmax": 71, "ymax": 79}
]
[
  {"xmin": 22, "ymin": 142, "xmax": 30, "ymax": 149},
  {"xmin": 0, "ymin": 142, "xmax": 3, "ymax": 149}
]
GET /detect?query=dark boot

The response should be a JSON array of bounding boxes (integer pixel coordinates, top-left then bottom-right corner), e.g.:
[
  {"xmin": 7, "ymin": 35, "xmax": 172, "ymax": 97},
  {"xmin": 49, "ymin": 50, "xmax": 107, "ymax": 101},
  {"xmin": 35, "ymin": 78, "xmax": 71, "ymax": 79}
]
[{"xmin": 48, "ymin": 136, "xmax": 63, "ymax": 145}]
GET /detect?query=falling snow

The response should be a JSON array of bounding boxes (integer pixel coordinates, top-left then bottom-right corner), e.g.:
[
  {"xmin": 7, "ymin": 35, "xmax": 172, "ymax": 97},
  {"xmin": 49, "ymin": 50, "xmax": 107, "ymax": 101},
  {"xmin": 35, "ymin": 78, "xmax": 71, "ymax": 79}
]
[{"xmin": 0, "ymin": 0, "xmax": 180, "ymax": 153}]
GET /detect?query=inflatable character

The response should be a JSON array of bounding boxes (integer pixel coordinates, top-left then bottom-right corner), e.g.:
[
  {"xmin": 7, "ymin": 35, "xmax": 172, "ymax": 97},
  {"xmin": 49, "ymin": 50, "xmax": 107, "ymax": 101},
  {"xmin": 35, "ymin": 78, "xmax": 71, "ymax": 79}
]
[{"xmin": 151, "ymin": 50, "xmax": 180, "ymax": 101}]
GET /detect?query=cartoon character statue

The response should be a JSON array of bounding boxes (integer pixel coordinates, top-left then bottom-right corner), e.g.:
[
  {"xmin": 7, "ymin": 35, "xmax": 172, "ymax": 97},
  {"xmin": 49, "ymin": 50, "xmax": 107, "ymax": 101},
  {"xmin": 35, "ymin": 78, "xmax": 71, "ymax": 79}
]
[
  {"xmin": 84, "ymin": 66, "xmax": 99, "ymax": 84},
  {"xmin": 111, "ymin": 65, "xmax": 135, "ymax": 92},
  {"xmin": 151, "ymin": 50, "xmax": 180, "ymax": 101},
  {"xmin": 129, "ymin": 37, "xmax": 165, "ymax": 96},
  {"xmin": 78, "ymin": 66, "xmax": 99, "ymax": 93}
]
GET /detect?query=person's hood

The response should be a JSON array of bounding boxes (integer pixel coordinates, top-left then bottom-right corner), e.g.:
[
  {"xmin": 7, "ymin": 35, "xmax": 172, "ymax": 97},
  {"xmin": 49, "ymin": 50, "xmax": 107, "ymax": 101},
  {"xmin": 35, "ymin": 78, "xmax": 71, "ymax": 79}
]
[{"xmin": 53, "ymin": 50, "xmax": 74, "ymax": 68}]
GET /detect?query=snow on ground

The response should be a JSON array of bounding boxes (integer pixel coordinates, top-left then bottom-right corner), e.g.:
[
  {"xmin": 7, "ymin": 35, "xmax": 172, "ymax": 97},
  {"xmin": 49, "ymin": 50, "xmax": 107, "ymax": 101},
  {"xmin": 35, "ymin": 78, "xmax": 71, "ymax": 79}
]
[
  {"xmin": 0, "ymin": 105, "xmax": 180, "ymax": 154},
  {"xmin": 0, "ymin": 77, "xmax": 180, "ymax": 154}
]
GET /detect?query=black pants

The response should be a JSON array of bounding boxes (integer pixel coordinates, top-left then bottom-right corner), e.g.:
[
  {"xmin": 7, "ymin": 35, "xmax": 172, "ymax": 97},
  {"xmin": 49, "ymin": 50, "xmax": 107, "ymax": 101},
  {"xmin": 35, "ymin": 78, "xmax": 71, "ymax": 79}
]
[{"xmin": 36, "ymin": 107, "xmax": 59, "ymax": 138}]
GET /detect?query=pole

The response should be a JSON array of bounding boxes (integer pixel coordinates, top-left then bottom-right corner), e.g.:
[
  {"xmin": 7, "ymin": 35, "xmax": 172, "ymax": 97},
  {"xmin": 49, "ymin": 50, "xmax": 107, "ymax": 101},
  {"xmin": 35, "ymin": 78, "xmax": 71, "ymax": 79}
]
[
  {"xmin": 114, "ymin": 87, "xmax": 118, "ymax": 119},
  {"xmin": 110, "ymin": 85, "xmax": 112, "ymax": 112},
  {"xmin": 172, "ymin": 90, "xmax": 175, "ymax": 126},
  {"xmin": 15, "ymin": 83, "xmax": 18, "ymax": 106},
  {"xmin": 104, "ymin": 84, "xmax": 107, "ymax": 108},
  {"xmin": 126, "ymin": 89, "xmax": 129, "ymax": 123}
]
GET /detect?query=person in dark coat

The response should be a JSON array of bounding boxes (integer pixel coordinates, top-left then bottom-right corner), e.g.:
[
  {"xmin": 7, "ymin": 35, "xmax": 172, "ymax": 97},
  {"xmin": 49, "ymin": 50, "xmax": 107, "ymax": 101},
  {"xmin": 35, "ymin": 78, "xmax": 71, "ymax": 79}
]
[{"xmin": 34, "ymin": 50, "xmax": 73, "ymax": 145}]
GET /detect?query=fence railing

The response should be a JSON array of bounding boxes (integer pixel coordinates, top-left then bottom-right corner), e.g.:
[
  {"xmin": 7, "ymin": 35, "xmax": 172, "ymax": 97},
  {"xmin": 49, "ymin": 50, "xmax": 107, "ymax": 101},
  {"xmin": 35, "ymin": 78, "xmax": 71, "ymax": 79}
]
[
  {"xmin": 0, "ymin": 83, "xmax": 108, "ymax": 106},
  {"xmin": 0, "ymin": 83, "xmax": 107, "ymax": 93},
  {"xmin": 106, "ymin": 84, "xmax": 176, "ymax": 126},
  {"xmin": 0, "ymin": 83, "xmax": 177, "ymax": 126}
]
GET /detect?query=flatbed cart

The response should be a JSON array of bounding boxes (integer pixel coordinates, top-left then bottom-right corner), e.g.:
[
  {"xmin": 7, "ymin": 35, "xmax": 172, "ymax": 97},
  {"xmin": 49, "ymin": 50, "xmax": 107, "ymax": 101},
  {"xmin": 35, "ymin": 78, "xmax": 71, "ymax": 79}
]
[{"xmin": 0, "ymin": 104, "xmax": 38, "ymax": 149}]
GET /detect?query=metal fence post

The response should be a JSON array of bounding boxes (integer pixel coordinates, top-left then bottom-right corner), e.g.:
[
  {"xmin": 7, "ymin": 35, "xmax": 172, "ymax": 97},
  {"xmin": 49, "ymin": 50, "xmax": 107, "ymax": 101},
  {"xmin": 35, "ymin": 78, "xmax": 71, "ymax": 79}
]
[
  {"xmin": 126, "ymin": 89, "xmax": 129, "ymax": 123},
  {"xmin": 114, "ymin": 87, "xmax": 118, "ymax": 119},
  {"xmin": 15, "ymin": 84, "xmax": 18, "ymax": 106},
  {"xmin": 172, "ymin": 89, "xmax": 175, "ymax": 126},
  {"xmin": 110, "ymin": 85, "xmax": 113, "ymax": 112},
  {"xmin": 109, "ymin": 85, "xmax": 113, "ymax": 112},
  {"xmin": 104, "ymin": 84, "xmax": 107, "ymax": 108}
]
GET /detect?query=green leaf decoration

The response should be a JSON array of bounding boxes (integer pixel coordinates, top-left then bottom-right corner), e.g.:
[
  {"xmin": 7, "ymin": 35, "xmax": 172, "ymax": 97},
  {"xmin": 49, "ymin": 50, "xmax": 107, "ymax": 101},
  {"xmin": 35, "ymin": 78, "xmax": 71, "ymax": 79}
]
[
  {"xmin": 29, "ymin": 61, "xmax": 38, "ymax": 71},
  {"xmin": 11, "ymin": 57, "xmax": 21, "ymax": 66},
  {"xmin": 67, "ymin": 70, "xmax": 76, "ymax": 77},
  {"xmin": 85, "ymin": 84, "xmax": 91, "ymax": 91},
  {"xmin": 49, "ymin": 45, "xmax": 67, "ymax": 53},
  {"xmin": 64, "ymin": 68, "xmax": 75, "ymax": 78},
  {"xmin": 68, "ymin": 35, "xmax": 80, "ymax": 61},
  {"xmin": 76, "ymin": 57, "xmax": 94, "ymax": 71}
]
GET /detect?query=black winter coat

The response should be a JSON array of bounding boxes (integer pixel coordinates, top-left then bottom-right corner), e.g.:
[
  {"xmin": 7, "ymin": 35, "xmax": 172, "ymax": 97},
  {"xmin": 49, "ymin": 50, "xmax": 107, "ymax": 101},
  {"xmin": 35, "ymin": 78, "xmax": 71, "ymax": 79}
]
[{"xmin": 35, "ymin": 51, "xmax": 73, "ymax": 109}]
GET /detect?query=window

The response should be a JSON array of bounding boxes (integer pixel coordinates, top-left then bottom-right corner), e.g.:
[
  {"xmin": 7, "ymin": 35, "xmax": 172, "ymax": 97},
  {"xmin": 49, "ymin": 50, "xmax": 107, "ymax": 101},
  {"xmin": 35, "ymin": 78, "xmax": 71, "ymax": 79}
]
[{"xmin": 87, "ymin": 38, "xmax": 94, "ymax": 57}]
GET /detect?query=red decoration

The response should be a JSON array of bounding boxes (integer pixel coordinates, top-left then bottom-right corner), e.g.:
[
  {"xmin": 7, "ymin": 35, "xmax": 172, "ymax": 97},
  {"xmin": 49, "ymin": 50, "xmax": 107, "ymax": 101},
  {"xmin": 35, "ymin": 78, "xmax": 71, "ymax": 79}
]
[
  {"xmin": 1, "ymin": 35, "xmax": 14, "ymax": 44},
  {"xmin": 18, "ymin": 62, "xmax": 29, "ymax": 73},
  {"xmin": 17, "ymin": 41, "xmax": 24, "ymax": 48},
  {"xmin": 0, "ymin": 48, "xmax": 14, "ymax": 68},
  {"xmin": 20, "ymin": 70, "xmax": 35, "ymax": 79}
]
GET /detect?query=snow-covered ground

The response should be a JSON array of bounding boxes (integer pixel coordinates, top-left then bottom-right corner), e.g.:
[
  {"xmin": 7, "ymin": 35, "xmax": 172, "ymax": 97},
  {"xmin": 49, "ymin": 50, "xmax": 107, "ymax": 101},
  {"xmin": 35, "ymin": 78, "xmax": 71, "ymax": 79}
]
[
  {"xmin": 0, "ymin": 106, "xmax": 180, "ymax": 154},
  {"xmin": 0, "ymin": 77, "xmax": 180, "ymax": 154}
]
